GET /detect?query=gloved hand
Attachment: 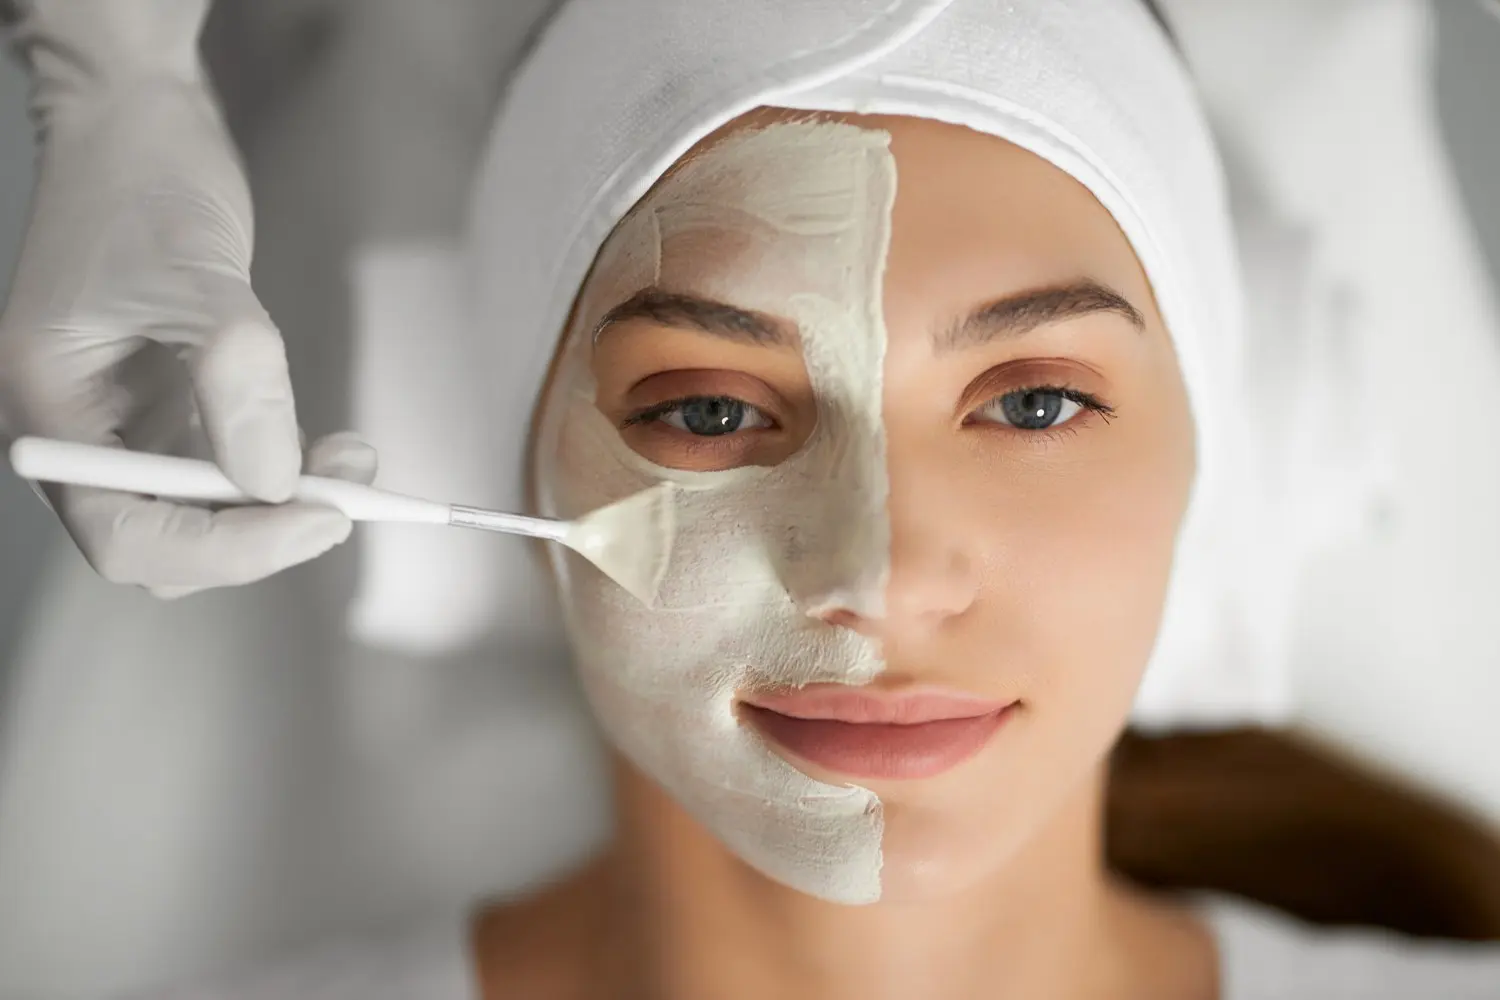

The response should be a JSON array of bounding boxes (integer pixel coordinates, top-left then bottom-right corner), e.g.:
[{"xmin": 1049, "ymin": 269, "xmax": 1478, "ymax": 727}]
[{"xmin": 0, "ymin": 0, "xmax": 373, "ymax": 597}]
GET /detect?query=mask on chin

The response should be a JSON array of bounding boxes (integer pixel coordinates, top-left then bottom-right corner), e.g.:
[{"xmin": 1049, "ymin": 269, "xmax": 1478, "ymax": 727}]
[{"xmin": 531, "ymin": 121, "xmax": 899, "ymax": 904}]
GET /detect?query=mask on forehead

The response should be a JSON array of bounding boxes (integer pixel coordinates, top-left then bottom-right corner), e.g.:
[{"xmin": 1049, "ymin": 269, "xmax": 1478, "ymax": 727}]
[{"xmin": 533, "ymin": 121, "xmax": 897, "ymax": 903}]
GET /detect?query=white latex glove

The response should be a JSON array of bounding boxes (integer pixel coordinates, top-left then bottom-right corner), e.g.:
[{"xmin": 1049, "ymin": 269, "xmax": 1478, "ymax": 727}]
[{"xmin": 0, "ymin": 0, "xmax": 372, "ymax": 596}]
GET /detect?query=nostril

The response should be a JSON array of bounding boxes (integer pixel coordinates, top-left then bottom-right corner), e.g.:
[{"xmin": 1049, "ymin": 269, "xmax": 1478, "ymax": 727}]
[
  {"xmin": 802, "ymin": 592, "xmax": 867, "ymax": 629},
  {"xmin": 816, "ymin": 607, "xmax": 863, "ymax": 630}
]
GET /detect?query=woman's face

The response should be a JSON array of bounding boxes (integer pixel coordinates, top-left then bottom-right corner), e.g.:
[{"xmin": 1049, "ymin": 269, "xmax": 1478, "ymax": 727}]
[{"xmin": 534, "ymin": 111, "xmax": 1194, "ymax": 903}]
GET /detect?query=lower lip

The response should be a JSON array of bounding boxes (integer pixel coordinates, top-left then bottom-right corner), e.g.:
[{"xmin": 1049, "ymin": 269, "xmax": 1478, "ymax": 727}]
[{"xmin": 742, "ymin": 703, "xmax": 1016, "ymax": 780}]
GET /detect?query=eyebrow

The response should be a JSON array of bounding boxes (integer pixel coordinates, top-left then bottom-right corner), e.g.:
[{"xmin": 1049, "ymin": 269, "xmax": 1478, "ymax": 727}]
[
  {"xmin": 593, "ymin": 288, "xmax": 793, "ymax": 347},
  {"xmin": 937, "ymin": 280, "xmax": 1145, "ymax": 352},
  {"xmin": 594, "ymin": 280, "xmax": 1142, "ymax": 351}
]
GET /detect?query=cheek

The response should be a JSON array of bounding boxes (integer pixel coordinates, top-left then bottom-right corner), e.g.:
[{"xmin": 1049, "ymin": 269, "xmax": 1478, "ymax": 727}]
[
  {"xmin": 1034, "ymin": 472, "xmax": 1185, "ymax": 680},
  {"xmin": 967, "ymin": 399, "xmax": 1193, "ymax": 698}
]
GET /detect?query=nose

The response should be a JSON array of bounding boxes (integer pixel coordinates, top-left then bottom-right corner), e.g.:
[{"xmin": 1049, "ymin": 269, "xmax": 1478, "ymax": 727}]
[
  {"xmin": 802, "ymin": 480, "xmax": 979, "ymax": 641},
  {"xmin": 884, "ymin": 524, "xmax": 980, "ymax": 627},
  {"xmin": 816, "ymin": 529, "xmax": 977, "ymax": 641}
]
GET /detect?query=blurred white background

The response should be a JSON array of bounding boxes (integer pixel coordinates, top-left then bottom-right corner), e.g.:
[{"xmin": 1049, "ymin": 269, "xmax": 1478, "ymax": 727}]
[{"xmin": 0, "ymin": 1, "xmax": 1498, "ymax": 997}]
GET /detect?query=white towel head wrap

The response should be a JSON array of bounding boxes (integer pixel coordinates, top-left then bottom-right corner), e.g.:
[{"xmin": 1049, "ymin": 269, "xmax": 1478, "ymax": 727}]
[{"xmin": 467, "ymin": 0, "xmax": 1286, "ymax": 730}]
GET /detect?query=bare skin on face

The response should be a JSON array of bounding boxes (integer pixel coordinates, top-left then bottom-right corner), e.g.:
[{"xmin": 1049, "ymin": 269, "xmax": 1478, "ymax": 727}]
[{"xmin": 476, "ymin": 111, "xmax": 1214, "ymax": 1000}]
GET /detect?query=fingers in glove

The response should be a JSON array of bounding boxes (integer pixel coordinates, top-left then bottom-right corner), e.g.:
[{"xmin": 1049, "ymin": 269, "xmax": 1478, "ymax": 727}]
[
  {"xmin": 134, "ymin": 431, "xmax": 375, "ymax": 598},
  {"xmin": 181, "ymin": 275, "xmax": 301, "ymax": 504},
  {"xmin": 303, "ymin": 431, "xmax": 378, "ymax": 485},
  {"xmin": 56, "ymin": 484, "xmax": 352, "ymax": 596},
  {"xmin": 113, "ymin": 341, "xmax": 199, "ymax": 455}
]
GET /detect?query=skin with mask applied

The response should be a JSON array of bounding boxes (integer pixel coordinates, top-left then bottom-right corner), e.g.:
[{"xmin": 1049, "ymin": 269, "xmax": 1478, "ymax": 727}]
[{"xmin": 472, "ymin": 110, "xmax": 1215, "ymax": 1000}]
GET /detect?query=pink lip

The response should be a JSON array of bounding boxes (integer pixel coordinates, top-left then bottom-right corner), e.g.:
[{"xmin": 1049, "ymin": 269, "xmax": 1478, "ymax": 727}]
[{"xmin": 740, "ymin": 685, "xmax": 1017, "ymax": 780}]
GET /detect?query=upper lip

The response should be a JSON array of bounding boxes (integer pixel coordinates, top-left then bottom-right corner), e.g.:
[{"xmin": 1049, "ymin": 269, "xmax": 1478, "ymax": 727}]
[{"xmin": 739, "ymin": 684, "xmax": 1012, "ymax": 725}]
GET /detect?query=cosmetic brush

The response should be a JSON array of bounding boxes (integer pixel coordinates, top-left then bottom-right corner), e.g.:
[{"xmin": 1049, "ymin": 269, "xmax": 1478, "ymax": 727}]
[{"xmin": 7, "ymin": 436, "xmax": 672, "ymax": 602}]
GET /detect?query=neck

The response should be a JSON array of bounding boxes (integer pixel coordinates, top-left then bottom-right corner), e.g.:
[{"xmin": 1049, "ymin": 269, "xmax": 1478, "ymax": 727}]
[{"xmin": 579, "ymin": 759, "xmax": 1204, "ymax": 1000}]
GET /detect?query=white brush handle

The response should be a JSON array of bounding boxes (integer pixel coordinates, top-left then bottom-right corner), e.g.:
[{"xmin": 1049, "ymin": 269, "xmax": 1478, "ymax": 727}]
[{"xmin": 7, "ymin": 436, "xmax": 449, "ymax": 524}]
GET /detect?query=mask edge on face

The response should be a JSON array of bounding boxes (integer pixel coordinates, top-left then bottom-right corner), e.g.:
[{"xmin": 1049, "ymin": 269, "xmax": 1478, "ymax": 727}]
[{"xmin": 534, "ymin": 120, "xmax": 898, "ymax": 904}]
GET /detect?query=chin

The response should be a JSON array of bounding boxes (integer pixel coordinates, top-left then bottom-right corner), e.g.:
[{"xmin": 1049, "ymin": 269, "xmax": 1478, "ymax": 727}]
[{"xmin": 869, "ymin": 805, "xmax": 1031, "ymax": 903}]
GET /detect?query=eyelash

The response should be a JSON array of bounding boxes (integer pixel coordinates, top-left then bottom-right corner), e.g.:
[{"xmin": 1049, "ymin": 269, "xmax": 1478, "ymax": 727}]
[
  {"xmin": 621, "ymin": 398, "xmax": 779, "ymax": 430},
  {"xmin": 622, "ymin": 385, "xmax": 1115, "ymax": 440},
  {"xmin": 966, "ymin": 383, "xmax": 1117, "ymax": 442}
]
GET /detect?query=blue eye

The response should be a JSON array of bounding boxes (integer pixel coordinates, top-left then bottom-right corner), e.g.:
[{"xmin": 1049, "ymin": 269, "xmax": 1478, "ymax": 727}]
[
  {"xmin": 971, "ymin": 387, "xmax": 1106, "ymax": 431},
  {"xmin": 632, "ymin": 396, "xmax": 773, "ymax": 437}
]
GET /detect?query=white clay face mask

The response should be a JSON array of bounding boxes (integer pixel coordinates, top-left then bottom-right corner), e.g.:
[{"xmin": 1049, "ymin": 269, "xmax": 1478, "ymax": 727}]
[{"xmin": 533, "ymin": 121, "xmax": 896, "ymax": 903}]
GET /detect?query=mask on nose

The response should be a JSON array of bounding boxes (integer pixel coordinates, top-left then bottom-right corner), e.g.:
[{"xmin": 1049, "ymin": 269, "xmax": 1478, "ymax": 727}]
[{"xmin": 533, "ymin": 121, "xmax": 898, "ymax": 903}]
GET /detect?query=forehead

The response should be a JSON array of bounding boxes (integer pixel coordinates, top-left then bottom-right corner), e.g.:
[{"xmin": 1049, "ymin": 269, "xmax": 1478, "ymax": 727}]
[
  {"xmin": 581, "ymin": 118, "xmax": 894, "ymax": 324},
  {"xmin": 875, "ymin": 114, "xmax": 1157, "ymax": 334},
  {"xmin": 585, "ymin": 110, "xmax": 1155, "ymax": 333}
]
